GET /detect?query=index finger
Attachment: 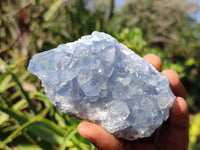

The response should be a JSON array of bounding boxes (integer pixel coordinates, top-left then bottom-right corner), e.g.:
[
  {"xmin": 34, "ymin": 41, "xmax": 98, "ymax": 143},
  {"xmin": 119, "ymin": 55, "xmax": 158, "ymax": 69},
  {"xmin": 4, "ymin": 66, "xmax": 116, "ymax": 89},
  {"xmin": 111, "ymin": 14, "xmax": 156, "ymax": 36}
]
[
  {"xmin": 143, "ymin": 54, "xmax": 162, "ymax": 72},
  {"xmin": 162, "ymin": 70, "xmax": 186, "ymax": 99},
  {"xmin": 143, "ymin": 54, "xmax": 186, "ymax": 99}
]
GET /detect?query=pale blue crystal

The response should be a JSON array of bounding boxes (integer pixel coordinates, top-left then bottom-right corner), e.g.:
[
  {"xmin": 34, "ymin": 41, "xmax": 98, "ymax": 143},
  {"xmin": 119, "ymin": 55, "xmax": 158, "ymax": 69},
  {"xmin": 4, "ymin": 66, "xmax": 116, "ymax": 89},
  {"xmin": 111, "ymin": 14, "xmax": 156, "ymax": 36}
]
[{"xmin": 28, "ymin": 31, "xmax": 175, "ymax": 140}]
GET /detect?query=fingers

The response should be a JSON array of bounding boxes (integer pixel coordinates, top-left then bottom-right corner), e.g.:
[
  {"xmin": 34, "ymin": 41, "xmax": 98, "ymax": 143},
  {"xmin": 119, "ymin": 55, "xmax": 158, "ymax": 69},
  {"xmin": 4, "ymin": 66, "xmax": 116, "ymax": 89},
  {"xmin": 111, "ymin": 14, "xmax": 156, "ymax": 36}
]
[
  {"xmin": 77, "ymin": 54, "xmax": 188, "ymax": 150},
  {"xmin": 78, "ymin": 122, "xmax": 157, "ymax": 150},
  {"xmin": 162, "ymin": 70, "xmax": 186, "ymax": 98},
  {"xmin": 169, "ymin": 97, "xmax": 189, "ymax": 148},
  {"xmin": 169, "ymin": 97, "xmax": 189, "ymax": 129},
  {"xmin": 143, "ymin": 54, "xmax": 186, "ymax": 98},
  {"xmin": 159, "ymin": 97, "xmax": 189, "ymax": 150},
  {"xmin": 143, "ymin": 54, "xmax": 162, "ymax": 72},
  {"xmin": 78, "ymin": 121, "xmax": 124, "ymax": 150}
]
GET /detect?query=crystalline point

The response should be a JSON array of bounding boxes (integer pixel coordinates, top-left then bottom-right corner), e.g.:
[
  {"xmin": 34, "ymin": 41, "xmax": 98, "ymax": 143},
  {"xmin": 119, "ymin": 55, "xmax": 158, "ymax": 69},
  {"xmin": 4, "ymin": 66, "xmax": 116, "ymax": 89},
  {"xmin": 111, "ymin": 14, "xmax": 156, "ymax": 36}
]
[{"xmin": 28, "ymin": 31, "xmax": 175, "ymax": 140}]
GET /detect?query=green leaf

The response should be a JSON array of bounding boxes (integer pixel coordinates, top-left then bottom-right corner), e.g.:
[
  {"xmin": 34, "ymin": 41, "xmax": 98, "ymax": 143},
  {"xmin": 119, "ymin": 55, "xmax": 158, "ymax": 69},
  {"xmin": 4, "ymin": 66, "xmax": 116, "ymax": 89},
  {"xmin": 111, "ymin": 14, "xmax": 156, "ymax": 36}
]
[
  {"xmin": 55, "ymin": 112, "xmax": 67, "ymax": 128},
  {"xmin": 16, "ymin": 145, "xmax": 42, "ymax": 150},
  {"xmin": 43, "ymin": 0, "xmax": 64, "ymax": 21},
  {"xmin": 0, "ymin": 118, "xmax": 64, "ymax": 147},
  {"xmin": 32, "ymin": 118, "xmax": 66, "ymax": 137},
  {"xmin": 12, "ymin": 98, "xmax": 27, "ymax": 110},
  {"xmin": 186, "ymin": 58, "xmax": 196, "ymax": 67},
  {"xmin": 189, "ymin": 114, "xmax": 200, "ymax": 146},
  {"xmin": 7, "ymin": 71, "xmax": 37, "ymax": 115},
  {"xmin": 0, "ymin": 104, "xmax": 28, "ymax": 124},
  {"xmin": 0, "ymin": 111, "xmax": 9, "ymax": 125},
  {"xmin": 30, "ymin": 91, "xmax": 51, "ymax": 107},
  {"xmin": 29, "ymin": 124, "xmax": 63, "ymax": 145},
  {"xmin": 0, "ymin": 74, "xmax": 13, "ymax": 92},
  {"xmin": 60, "ymin": 128, "xmax": 77, "ymax": 150}
]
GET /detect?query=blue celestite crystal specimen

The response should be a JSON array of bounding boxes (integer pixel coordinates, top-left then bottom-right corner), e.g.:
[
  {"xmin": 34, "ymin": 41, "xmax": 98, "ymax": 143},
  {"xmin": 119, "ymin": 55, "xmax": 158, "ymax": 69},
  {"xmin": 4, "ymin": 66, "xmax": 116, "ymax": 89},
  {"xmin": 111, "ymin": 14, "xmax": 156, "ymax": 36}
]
[{"xmin": 28, "ymin": 31, "xmax": 175, "ymax": 140}]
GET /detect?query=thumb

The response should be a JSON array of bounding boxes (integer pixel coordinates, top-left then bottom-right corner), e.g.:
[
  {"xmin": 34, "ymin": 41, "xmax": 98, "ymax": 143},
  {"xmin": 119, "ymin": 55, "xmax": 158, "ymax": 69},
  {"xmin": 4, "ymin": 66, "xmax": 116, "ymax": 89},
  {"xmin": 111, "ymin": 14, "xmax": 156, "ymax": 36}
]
[{"xmin": 78, "ymin": 121, "xmax": 124, "ymax": 150}]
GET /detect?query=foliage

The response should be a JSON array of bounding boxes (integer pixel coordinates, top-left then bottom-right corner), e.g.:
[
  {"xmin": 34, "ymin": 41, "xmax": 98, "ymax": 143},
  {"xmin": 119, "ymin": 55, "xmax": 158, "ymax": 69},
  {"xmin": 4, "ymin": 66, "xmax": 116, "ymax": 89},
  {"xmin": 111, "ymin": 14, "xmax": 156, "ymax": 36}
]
[
  {"xmin": 189, "ymin": 114, "xmax": 200, "ymax": 150},
  {"xmin": 1, "ymin": 0, "xmax": 200, "ymax": 149},
  {"xmin": 115, "ymin": 27, "xmax": 200, "ymax": 150},
  {"xmin": 0, "ymin": 0, "xmax": 99, "ymax": 149},
  {"xmin": 109, "ymin": 0, "xmax": 199, "ymax": 45},
  {"xmin": 0, "ymin": 53, "xmax": 95, "ymax": 149},
  {"xmin": 114, "ymin": 27, "xmax": 186, "ymax": 78},
  {"xmin": 107, "ymin": 0, "xmax": 200, "ymax": 112},
  {"xmin": 0, "ymin": 0, "xmax": 104, "ymax": 59}
]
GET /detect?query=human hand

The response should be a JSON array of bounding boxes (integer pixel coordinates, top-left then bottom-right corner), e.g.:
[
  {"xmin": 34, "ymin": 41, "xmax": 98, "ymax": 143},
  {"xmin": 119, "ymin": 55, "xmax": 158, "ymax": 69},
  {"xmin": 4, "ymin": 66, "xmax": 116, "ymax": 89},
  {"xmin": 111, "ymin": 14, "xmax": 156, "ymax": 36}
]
[{"xmin": 77, "ymin": 54, "xmax": 189, "ymax": 150}]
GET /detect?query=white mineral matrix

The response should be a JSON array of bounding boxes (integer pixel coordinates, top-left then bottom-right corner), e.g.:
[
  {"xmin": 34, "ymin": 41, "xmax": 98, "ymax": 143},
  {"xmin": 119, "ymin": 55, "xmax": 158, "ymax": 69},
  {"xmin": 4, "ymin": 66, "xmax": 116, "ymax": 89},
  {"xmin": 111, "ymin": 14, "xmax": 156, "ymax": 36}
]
[{"xmin": 28, "ymin": 31, "xmax": 175, "ymax": 140}]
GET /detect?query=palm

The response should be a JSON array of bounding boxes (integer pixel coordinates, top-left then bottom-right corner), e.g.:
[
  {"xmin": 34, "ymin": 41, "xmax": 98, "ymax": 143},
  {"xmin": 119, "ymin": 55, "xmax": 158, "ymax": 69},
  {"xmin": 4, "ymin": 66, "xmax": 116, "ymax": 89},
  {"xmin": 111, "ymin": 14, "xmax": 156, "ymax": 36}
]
[{"xmin": 78, "ymin": 54, "xmax": 189, "ymax": 150}]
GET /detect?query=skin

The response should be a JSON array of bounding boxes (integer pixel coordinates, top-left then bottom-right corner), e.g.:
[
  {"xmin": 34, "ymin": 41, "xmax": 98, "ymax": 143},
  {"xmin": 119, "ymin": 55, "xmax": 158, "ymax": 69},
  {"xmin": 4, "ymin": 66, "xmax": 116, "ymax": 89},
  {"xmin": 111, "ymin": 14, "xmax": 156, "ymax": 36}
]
[{"xmin": 78, "ymin": 54, "xmax": 189, "ymax": 150}]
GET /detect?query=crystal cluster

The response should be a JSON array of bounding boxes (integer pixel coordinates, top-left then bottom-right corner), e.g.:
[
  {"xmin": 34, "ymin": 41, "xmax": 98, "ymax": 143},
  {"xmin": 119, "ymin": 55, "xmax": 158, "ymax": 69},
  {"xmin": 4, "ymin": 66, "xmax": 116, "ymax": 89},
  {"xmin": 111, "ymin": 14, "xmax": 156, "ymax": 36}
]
[{"xmin": 28, "ymin": 31, "xmax": 175, "ymax": 140}]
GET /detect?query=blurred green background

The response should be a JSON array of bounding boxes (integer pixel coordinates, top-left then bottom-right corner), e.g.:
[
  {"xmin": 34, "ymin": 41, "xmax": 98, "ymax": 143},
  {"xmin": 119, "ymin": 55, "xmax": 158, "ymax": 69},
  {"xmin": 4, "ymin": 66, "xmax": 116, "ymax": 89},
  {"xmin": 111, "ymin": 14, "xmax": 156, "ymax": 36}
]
[{"xmin": 0, "ymin": 0, "xmax": 200, "ymax": 149}]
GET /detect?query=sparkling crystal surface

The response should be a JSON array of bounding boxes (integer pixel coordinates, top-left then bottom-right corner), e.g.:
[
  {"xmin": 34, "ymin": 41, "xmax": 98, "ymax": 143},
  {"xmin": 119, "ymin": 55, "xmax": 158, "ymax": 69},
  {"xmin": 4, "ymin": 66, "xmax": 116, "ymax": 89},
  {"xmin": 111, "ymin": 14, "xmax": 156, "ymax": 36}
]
[{"xmin": 28, "ymin": 31, "xmax": 175, "ymax": 140}]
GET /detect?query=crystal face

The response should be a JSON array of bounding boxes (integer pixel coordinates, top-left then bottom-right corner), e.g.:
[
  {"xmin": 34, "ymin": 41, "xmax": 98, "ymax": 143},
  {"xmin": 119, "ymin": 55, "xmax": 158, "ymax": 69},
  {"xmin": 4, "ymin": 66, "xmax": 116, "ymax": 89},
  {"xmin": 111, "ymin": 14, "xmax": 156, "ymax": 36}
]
[{"xmin": 28, "ymin": 31, "xmax": 175, "ymax": 140}]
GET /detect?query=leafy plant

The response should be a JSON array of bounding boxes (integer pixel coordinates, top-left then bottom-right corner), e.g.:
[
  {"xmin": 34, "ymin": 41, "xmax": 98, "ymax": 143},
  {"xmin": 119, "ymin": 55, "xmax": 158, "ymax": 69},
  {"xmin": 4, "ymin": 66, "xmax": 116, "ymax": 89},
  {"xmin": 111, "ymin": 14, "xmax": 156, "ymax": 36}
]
[
  {"xmin": 107, "ymin": 0, "xmax": 200, "ymax": 112},
  {"xmin": 1, "ymin": 0, "xmax": 200, "ymax": 149},
  {"xmin": 0, "ymin": 56, "xmax": 95, "ymax": 149},
  {"xmin": 189, "ymin": 114, "xmax": 200, "ymax": 150}
]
